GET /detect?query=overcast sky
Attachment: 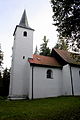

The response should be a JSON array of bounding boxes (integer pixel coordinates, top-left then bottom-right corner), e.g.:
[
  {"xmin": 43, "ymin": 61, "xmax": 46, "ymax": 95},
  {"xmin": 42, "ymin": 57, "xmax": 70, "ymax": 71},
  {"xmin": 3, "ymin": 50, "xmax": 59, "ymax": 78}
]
[{"xmin": 0, "ymin": 0, "xmax": 58, "ymax": 69}]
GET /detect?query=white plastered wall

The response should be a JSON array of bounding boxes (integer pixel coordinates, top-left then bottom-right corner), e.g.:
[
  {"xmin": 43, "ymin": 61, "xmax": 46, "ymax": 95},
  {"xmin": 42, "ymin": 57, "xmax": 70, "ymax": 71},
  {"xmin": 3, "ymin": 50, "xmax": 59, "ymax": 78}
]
[
  {"xmin": 29, "ymin": 66, "xmax": 63, "ymax": 99},
  {"xmin": 71, "ymin": 66, "xmax": 80, "ymax": 95},
  {"xmin": 62, "ymin": 64, "xmax": 72, "ymax": 95},
  {"xmin": 9, "ymin": 26, "xmax": 33, "ymax": 99}
]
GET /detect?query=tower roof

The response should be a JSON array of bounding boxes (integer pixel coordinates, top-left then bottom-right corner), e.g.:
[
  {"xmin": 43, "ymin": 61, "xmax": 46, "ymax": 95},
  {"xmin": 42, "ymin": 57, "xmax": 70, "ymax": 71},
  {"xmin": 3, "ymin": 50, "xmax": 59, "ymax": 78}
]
[
  {"xmin": 19, "ymin": 10, "xmax": 29, "ymax": 27},
  {"xmin": 13, "ymin": 10, "xmax": 34, "ymax": 35}
]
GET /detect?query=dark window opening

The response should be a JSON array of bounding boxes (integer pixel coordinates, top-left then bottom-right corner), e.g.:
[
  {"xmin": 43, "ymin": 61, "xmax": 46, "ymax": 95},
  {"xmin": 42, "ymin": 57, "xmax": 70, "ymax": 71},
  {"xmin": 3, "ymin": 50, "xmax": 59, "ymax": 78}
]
[
  {"xmin": 79, "ymin": 71, "xmax": 80, "ymax": 76},
  {"xmin": 47, "ymin": 70, "xmax": 53, "ymax": 79},
  {"xmin": 23, "ymin": 31, "xmax": 27, "ymax": 37},
  {"xmin": 23, "ymin": 56, "xmax": 25, "ymax": 59}
]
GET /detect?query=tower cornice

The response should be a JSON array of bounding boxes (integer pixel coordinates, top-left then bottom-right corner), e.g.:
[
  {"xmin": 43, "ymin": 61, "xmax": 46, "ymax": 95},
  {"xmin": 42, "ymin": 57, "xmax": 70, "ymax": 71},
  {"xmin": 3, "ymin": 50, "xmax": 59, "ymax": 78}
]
[{"xmin": 13, "ymin": 25, "xmax": 34, "ymax": 36}]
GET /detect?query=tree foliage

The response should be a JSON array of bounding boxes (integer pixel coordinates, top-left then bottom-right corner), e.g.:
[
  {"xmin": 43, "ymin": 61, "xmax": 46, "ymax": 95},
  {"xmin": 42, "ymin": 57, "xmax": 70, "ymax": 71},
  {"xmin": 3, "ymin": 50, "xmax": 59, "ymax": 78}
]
[
  {"xmin": 0, "ymin": 68, "xmax": 10, "ymax": 96},
  {"xmin": 51, "ymin": 0, "xmax": 80, "ymax": 51},
  {"xmin": 40, "ymin": 36, "xmax": 51, "ymax": 56},
  {"xmin": 54, "ymin": 36, "xmax": 68, "ymax": 50},
  {"xmin": 0, "ymin": 44, "xmax": 10, "ymax": 96},
  {"xmin": 0, "ymin": 44, "xmax": 3, "ymax": 66}
]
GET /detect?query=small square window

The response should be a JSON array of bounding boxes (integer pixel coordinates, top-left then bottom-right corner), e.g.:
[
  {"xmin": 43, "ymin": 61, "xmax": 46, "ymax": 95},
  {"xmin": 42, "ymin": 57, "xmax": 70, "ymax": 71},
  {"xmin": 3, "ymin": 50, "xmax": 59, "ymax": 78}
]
[{"xmin": 23, "ymin": 56, "xmax": 25, "ymax": 59}]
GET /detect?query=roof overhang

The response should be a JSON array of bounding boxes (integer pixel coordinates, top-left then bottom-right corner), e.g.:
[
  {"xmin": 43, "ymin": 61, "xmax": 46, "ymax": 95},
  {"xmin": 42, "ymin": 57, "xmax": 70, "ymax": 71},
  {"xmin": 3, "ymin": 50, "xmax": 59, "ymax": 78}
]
[{"xmin": 13, "ymin": 25, "xmax": 35, "ymax": 36}]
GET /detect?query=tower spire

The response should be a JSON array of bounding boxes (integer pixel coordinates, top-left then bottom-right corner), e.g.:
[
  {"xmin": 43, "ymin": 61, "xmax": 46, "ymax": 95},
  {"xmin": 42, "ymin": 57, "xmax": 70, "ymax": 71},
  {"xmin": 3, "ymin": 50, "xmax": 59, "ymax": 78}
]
[{"xmin": 19, "ymin": 9, "xmax": 29, "ymax": 27}]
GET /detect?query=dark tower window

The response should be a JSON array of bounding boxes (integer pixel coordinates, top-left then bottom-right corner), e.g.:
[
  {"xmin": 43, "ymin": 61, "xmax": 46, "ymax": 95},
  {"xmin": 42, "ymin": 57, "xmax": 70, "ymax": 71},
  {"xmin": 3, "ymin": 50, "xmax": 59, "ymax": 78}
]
[{"xmin": 23, "ymin": 31, "xmax": 27, "ymax": 37}]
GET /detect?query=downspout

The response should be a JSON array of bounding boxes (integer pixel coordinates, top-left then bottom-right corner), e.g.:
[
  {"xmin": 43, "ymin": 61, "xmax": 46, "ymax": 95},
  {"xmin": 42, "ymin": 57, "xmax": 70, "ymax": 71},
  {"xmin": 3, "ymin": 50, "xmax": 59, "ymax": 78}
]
[
  {"xmin": 32, "ymin": 66, "xmax": 34, "ymax": 99},
  {"xmin": 70, "ymin": 65, "xmax": 74, "ymax": 96}
]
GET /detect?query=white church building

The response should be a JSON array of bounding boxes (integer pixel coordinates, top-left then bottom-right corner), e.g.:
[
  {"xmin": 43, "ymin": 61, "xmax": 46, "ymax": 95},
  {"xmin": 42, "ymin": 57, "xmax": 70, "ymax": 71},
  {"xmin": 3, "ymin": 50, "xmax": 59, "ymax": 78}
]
[{"xmin": 9, "ymin": 10, "xmax": 80, "ymax": 100}]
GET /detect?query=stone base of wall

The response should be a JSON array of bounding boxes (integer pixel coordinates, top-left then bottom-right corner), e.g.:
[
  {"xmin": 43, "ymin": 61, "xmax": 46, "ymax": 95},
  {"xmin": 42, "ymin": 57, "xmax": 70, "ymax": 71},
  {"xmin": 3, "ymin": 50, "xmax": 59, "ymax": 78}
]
[{"xmin": 8, "ymin": 95, "xmax": 28, "ymax": 100}]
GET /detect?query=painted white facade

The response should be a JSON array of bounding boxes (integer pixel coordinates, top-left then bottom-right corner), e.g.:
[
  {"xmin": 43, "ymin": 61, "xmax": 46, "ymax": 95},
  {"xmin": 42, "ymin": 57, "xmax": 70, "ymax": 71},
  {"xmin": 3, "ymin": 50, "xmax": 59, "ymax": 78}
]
[
  {"xmin": 9, "ymin": 26, "xmax": 34, "ymax": 99},
  {"xmin": 29, "ymin": 66, "xmax": 63, "ymax": 99},
  {"xmin": 62, "ymin": 64, "xmax": 72, "ymax": 95},
  {"xmin": 71, "ymin": 66, "xmax": 80, "ymax": 95},
  {"xmin": 9, "ymin": 10, "xmax": 80, "ymax": 100}
]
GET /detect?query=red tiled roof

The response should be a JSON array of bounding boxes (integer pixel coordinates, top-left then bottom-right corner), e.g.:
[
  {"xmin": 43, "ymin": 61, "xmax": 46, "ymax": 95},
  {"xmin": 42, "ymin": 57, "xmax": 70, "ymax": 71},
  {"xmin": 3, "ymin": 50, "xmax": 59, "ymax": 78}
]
[
  {"xmin": 53, "ymin": 49, "xmax": 80, "ymax": 65},
  {"xmin": 28, "ymin": 54, "xmax": 62, "ymax": 67}
]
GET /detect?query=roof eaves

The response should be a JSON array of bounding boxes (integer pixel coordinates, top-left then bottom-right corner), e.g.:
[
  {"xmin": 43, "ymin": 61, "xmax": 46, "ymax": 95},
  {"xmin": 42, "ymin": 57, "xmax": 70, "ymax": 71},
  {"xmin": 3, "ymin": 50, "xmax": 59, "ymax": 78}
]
[
  {"xmin": 53, "ymin": 49, "xmax": 80, "ymax": 66},
  {"xmin": 13, "ymin": 25, "xmax": 34, "ymax": 36},
  {"xmin": 70, "ymin": 63, "xmax": 80, "ymax": 67},
  {"xmin": 29, "ymin": 62, "xmax": 62, "ymax": 69},
  {"xmin": 52, "ymin": 48, "xmax": 68, "ymax": 65}
]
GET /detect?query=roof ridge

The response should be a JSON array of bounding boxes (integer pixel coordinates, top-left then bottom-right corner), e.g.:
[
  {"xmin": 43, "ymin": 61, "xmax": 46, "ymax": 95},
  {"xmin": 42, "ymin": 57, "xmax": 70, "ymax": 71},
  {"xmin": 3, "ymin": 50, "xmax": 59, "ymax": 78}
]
[{"xmin": 54, "ymin": 48, "xmax": 80, "ymax": 55}]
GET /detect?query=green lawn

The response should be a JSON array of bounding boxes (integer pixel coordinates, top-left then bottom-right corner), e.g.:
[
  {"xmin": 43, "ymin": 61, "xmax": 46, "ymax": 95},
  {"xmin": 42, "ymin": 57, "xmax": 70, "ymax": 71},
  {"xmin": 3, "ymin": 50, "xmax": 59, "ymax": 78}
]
[{"xmin": 0, "ymin": 96, "xmax": 80, "ymax": 120}]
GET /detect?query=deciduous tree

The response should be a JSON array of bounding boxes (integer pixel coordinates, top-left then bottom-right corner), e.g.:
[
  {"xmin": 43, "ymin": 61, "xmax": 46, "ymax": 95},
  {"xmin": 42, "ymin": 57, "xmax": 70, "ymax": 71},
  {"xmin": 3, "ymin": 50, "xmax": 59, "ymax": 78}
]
[
  {"xmin": 54, "ymin": 37, "xmax": 68, "ymax": 50},
  {"xmin": 51, "ymin": 0, "xmax": 80, "ymax": 51}
]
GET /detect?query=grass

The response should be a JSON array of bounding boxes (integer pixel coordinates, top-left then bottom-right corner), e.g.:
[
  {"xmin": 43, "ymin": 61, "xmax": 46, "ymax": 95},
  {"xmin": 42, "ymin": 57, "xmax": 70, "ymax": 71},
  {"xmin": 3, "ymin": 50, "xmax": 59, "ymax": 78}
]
[{"xmin": 0, "ymin": 96, "xmax": 80, "ymax": 120}]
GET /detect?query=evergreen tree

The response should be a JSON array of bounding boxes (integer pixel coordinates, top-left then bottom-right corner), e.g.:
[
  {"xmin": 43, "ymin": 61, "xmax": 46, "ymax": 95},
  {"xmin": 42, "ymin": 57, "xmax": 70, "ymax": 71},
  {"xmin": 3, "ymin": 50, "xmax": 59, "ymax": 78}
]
[
  {"xmin": 0, "ymin": 44, "xmax": 3, "ymax": 67},
  {"xmin": 51, "ymin": 0, "xmax": 80, "ymax": 51},
  {"xmin": 40, "ymin": 36, "xmax": 51, "ymax": 56},
  {"xmin": 0, "ymin": 44, "xmax": 3, "ymax": 77},
  {"xmin": 34, "ymin": 45, "xmax": 39, "ymax": 54},
  {"xmin": 0, "ymin": 71, "xmax": 3, "ymax": 96},
  {"xmin": 3, "ymin": 68, "xmax": 10, "ymax": 96},
  {"xmin": 0, "ymin": 44, "xmax": 4, "ymax": 96}
]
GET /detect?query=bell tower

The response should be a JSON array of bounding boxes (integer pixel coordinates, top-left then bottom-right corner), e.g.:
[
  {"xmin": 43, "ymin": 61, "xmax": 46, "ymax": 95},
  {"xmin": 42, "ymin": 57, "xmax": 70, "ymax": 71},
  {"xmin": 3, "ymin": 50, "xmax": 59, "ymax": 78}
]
[{"xmin": 9, "ymin": 10, "xmax": 34, "ymax": 99}]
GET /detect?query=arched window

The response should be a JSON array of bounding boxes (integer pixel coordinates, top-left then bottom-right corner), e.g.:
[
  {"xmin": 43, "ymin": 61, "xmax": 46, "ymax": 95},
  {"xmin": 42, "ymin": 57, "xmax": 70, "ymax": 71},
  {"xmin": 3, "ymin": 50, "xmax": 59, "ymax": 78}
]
[
  {"xmin": 23, "ymin": 31, "xmax": 27, "ymax": 37},
  {"xmin": 47, "ymin": 69, "xmax": 53, "ymax": 79}
]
